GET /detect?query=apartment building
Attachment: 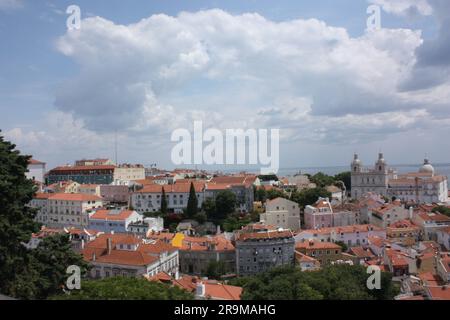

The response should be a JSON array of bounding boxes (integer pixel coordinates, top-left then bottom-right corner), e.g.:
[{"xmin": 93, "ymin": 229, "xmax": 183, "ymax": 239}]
[
  {"xmin": 369, "ymin": 200, "xmax": 410, "ymax": 228},
  {"xmin": 88, "ymin": 209, "xmax": 143, "ymax": 233},
  {"xmin": 176, "ymin": 234, "xmax": 236, "ymax": 276},
  {"xmin": 113, "ymin": 164, "xmax": 146, "ymax": 181},
  {"xmin": 260, "ymin": 197, "xmax": 301, "ymax": 231},
  {"xmin": 295, "ymin": 224, "xmax": 386, "ymax": 247},
  {"xmin": 235, "ymin": 227, "xmax": 295, "ymax": 276},
  {"xmin": 31, "ymin": 193, "xmax": 103, "ymax": 228},
  {"xmin": 130, "ymin": 183, "xmax": 204, "ymax": 214},
  {"xmin": 26, "ymin": 159, "xmax": 46, "ymax": 183},
  {"xmin": 295, "ymin": 240, "xmax": 342, "ymax": 266},
  {"xmin": 83, "ymin": 233, "xmax": 179, "ymax": 279}
]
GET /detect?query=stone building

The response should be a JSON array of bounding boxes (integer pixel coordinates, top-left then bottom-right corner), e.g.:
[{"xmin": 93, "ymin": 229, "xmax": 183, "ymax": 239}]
[
  {"xmin": 351, "ymin": 154, "xmax": 448, "ymax": 204},
  {"xmin": 235, "ymin": 225, "xmax": 295, "ymax": 276},
  {"xmin": 351, "ymin": 153, "xmax": 395, "ymax": 199},
  {"xmin": 177, "ymin": 235, "xmax": 236, "ymax": 276}
]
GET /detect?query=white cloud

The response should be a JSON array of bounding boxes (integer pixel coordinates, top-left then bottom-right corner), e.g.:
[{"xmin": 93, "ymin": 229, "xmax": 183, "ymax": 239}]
[{"xmin": 3, "ymin": 8, "xmax": 437, "ymax": 168}]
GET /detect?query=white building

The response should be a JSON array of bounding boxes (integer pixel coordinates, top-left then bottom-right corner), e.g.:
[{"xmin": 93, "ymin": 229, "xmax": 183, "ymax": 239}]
[
  {"xmin": 295, "ymin": 224, "xmax": 386, "ymax": 247},
  {"xmin": 83, "ymin": 234, "xmax": 179, "ymax": 279},
  {"xmin": 260, "ymin": 197, "xmax": 301, "ymax": 231},
  {"xmin": 114, "ymin": 164, "xmax": 146, "ymax": 182},
  {"xmin": 26, "ymin": 159, "xmax": 46, "ymax": 183},
  {"xmin": 31, "ymin": 193, "xmax": 103, "ymax": 228},
  {"xmin": 369, "ymin": 200, "xmax": 410, "ymax": 228},
  {"xmin": 131, "ymin": 183, "xmax": 204, "ymax": 214},
  {"xmin": 88, "ymin": 209, "xmax": 143, "ymax": 233},
  {"xmin": 388, "ymin": 159, "xmax": 448, "ymax": 204},
  {"xmin": 351, "ymin": 155, "xmax": 448, "ymax": 204},
  {"xmin": 436, "ymin": 227, "xmax": 450, "ymax": 251},
  {"xmin": 412, "ymin": 210, "xmax": 450, "ymax": 241}
]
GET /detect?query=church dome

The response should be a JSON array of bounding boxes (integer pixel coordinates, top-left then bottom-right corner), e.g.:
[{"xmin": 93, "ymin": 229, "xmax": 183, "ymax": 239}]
[
  {"xmin": 376, "ymin": 153, "xmax": 386, "ymax": 165},
  {"xmin": 419, "ymin": 158, "xmax": 434, "ymax": 175},
  {"xmin": 352, "ymin": 154, "xmax": 361, "ymax": 165}
]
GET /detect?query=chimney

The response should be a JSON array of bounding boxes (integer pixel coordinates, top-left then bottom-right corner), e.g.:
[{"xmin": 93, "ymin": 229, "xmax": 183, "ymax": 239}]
[
  {"xmin": 92, "ymin": 252, "xmax": 96, "ymax": 261},
  {"xmin": 106, "ymin": 238, "xmax": 112, "ymax": 255},
  {"xmin": 409, "ymin": 206, "xmax": 413, "ymax": 220},
  {"xmin": 81, "ymin": 239, "xmax": 85, "ymax": 250},
  {"xmin": 175, "ymin": 271, "xmax": 180, "ymax": 280},
  {"xmin": 196, "ymin": 282, "xmax": 206, "ymax": 298}
]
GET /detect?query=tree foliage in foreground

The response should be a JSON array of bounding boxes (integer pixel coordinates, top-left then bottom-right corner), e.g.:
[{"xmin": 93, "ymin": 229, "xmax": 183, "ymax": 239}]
[
  {"xmin": 230, "ymin": 265, "xmax": 399, "ymax": 300},
  {"xmin": 51, "ymin": 276, "xmax": 194, "ymax": 300},
  {"xmin": 0, "ymin": 133, "xmax": 87, "ymax": 299}
]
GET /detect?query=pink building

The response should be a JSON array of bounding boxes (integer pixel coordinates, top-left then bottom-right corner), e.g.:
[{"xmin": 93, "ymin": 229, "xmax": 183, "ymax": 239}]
[
  {"xmin": 295, "ymin": 224, "xmax": 386, "ymax": 247},
  {"xmin": 100, "ymin": 185, "xmax": 130, "ymax": 203},
  {"xmin": 304, "ymin": 198, "xmax": 333, "ymax": 229}
]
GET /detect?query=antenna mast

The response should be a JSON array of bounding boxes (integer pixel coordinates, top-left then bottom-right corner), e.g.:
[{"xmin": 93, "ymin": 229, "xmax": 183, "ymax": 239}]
[{"xmin": 115, "ymin": 130, "xmax": 118, "ymax": 165}]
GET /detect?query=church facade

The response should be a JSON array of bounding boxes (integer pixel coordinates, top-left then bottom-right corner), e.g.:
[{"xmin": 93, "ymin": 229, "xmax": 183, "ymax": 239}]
[
  {"xmin": 351, "ymin": 154, "xmax": 448, "ymax": 204},
  {"xmin": 350, "ymin": 153, "xmax": 395, "ymax": 199}
]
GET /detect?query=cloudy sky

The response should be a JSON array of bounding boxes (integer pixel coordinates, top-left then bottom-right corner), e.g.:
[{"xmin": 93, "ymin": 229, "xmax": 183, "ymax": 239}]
[{"xmin": 1, "ymin": 0, "xmax": 450, "ymax": 170}]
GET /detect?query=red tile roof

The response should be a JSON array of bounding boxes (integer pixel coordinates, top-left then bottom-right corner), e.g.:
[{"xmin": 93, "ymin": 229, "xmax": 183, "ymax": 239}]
[
  {"xmin": 48, "ymin": 193, "xmax": 102, "ymax": 202},
  {"xmin": 89, "ymin": 209, "xmax": 136, "ymax": 221},
  {"xmin": 237, "ymin": 230, "xmax": 293, "ymax": 241},
  {"xmin": 349, "ymin": 246, "xmax": 375, "ymax": 259},
  {"xmin": 29, "ymin": 159, "xmax": 45, "ymax": 165},
  {"xmin": 135, "ymin": 183, "xmax": 204, "ymax": 194},
  {"xmin": 204, "ymin": 282, "xmax": 242, "ymax": 300},
  {"xmin": 50, "ymin": 165, "xmax": 116, "ymax": 172},
  {"xmin": 83, "ymin": 234, "xmax": 176, "ymax": 266},
  {"xmin": 180, "ymin": 235, "xmax": 234, "ymax": 252},
  {"xmin": 295, "ymin": 241, "xmax": 341, "ymax": 250}
]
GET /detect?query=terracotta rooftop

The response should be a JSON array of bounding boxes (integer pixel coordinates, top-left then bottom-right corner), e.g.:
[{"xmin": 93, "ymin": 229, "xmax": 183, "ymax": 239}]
[
  {"xmin": 49, "ymin": 165, "xmax": 116, "ymax": 172},
  {"xmin": 48, "ymin": 193, "xmax": 102, "ymax": 202},
  {"xmin": 135, "ymin": 183, "xmax": 204, "ymax": 194},
  {"xmin": 295, "ymin": 241, "xmax": 341, "ymax": 250},
  {"xmin": 237, "ymin": 230, "xmax": 293, "ymax": 241},
  {"xmin": 90, "ymin": 209, "xmax": 137, "ymax": 221},
  {"xmin": 29, "ymin": 159, "xmax": 45, "ymax": 165}
]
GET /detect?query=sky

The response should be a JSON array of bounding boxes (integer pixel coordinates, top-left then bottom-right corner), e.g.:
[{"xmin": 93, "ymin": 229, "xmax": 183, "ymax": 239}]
[{"xmin": 1, "ymin": 0, "xmax": 450, "ymax": 171}]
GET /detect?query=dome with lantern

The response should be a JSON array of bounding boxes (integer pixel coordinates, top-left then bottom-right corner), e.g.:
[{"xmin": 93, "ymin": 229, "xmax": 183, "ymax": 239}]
[{"xmin": 419, "ymin": 158, "xmax": 435, "ymax": 175}]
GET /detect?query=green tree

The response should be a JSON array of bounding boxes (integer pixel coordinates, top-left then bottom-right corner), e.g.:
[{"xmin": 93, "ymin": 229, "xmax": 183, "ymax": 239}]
[
  {"xmin": 160, "ymin": 187, "xmax": 168, "ymax": 214},
  {"xmin": 432, "ymin": 206, "xmax": 450, "ymax": 217},
  {"xmin": 202, "ymin": 198, "xmax": 216, "ymax": 218},
  {"xmin": 28, "ymin": 234, "xmax": 89, "ymax": 299},
  {"xmin": 0, "ymin": 133, "xmax": 41, "ymax": 298},
  {"xmin": 310, "ymin": 172, "xmax": 335, "ymax": 188},
  {"xmin": 214, "ymin": 190, "xmax": 236, "ymax": 220},
  {"xmin": 255, "ymin": 188, "xmax": 267, "ymax": 202},
  {"xmin": 186, "ymin": 182, "xmax": 198, "ymax": 218},
  {"xmin": 233, "ymin": 265, "xmax": 399, "ymax": 300},
  {"xmin": 51, "ymin": 276, "xmax": 194, "ymax": 300},
  {"xmin": 334, "ymin": 171, "xmax": 351, "ymax": 191},
  {"xmin": 206, "ymin": 260, "xmax": 228, "ymax": 280},
  {"xmin": 193, "ymin": 212, "xmax": 207, "ymax": 224},
  {"xmin": 0, "ymin": 133, "xmax": 87, "ymax": 299},
  {"xmin": 266, "ymin": 188, "xmax": 285, "ymax": 200},
  {"xmin": 291, "ymin": 187, "xmax": 331, "ymax": 210}
]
